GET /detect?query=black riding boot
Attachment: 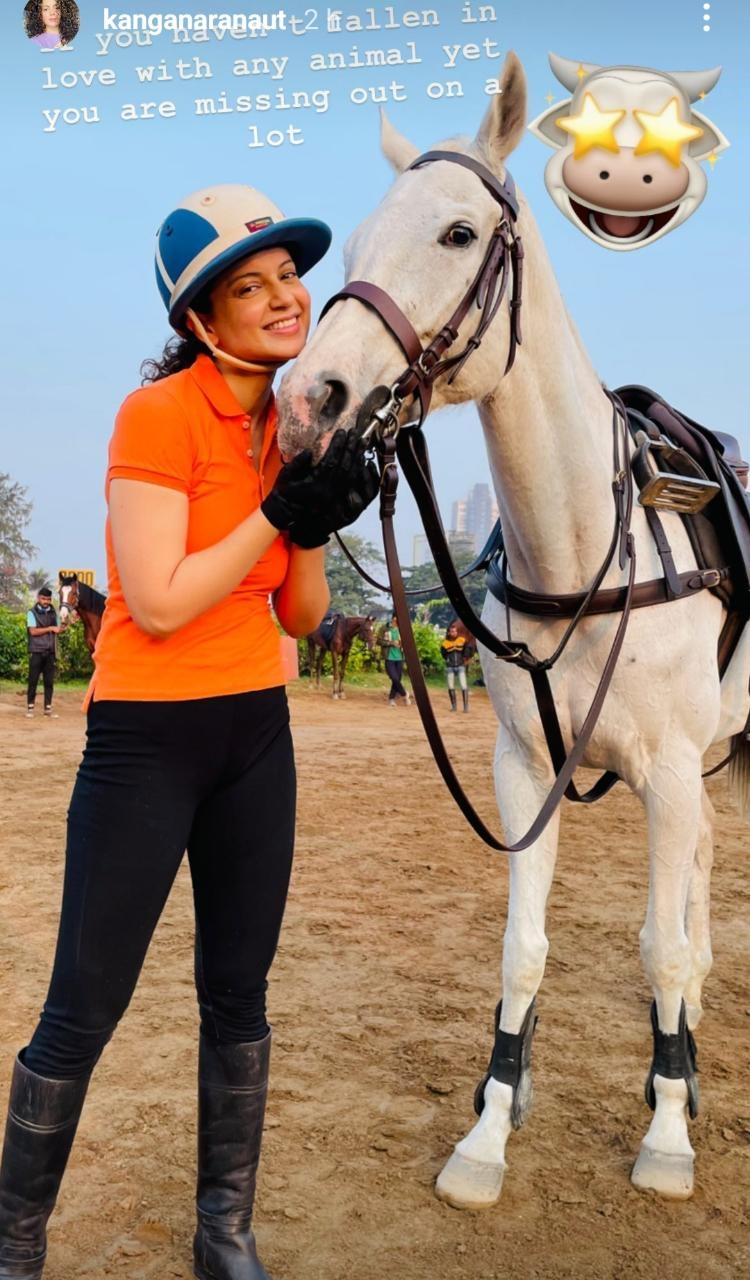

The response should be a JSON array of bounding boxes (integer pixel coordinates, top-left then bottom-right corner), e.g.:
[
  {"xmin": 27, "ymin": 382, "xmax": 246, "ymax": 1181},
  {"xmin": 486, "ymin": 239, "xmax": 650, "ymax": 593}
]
[
  {"xmin": 462, "ymin": 688, "xmax": 470, "ymax": 714},
  {"xmin": 0, "ymin": 1054, "xmax": 90, "ymax": 1279},
  {"xmin": 193, "ymin": 1034, "xmax": 273, "ymax": 1280},
  {"xmin": 448, "ymin": 688, "xmax": 457, "ymax": 712}
]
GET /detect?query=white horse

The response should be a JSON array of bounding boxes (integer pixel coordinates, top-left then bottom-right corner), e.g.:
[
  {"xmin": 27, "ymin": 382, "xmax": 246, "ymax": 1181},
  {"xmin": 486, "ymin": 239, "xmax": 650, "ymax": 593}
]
[{"xmin": 278, "ymin": 53, "xmax": 750, "ymax": 1208}]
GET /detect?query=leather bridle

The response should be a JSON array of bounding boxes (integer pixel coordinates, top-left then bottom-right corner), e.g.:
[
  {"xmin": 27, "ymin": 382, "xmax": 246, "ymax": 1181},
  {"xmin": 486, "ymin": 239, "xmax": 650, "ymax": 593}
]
[{"xmin": 321, "ymin": 150, "xmax": 524, "ymax": 431}]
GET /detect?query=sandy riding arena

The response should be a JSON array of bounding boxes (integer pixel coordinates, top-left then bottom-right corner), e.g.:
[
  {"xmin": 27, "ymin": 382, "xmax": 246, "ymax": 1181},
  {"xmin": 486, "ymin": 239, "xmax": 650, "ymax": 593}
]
[{"xmin": 1, "ymin": 684, "xmax": 748, "ymax": 1279}]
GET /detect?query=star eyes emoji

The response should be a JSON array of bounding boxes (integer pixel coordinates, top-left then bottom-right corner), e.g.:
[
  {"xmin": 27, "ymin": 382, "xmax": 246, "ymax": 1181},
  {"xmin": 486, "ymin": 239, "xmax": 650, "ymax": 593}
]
[
  {"xmin": 633, "ymin": 98, "xmax": 705, "ymax": 167},
  {"xmin": 556, "ymin": 93, "xmax": 704, "ymax": 165},
  {"xmin": 556, "ymin": 93, "xmax": 625, "ymax": 159}
]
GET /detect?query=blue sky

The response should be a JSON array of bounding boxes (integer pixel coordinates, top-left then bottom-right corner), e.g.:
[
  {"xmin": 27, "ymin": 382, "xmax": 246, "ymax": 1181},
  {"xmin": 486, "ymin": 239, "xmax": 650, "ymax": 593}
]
[{"xmin": 2, "ymin": 0, "xmax": 748, "ymax": 585}]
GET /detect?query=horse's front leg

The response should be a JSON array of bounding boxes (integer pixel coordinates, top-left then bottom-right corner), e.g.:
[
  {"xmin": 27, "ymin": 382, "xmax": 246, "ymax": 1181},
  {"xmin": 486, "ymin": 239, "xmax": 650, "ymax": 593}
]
[
  {"xmin": 684, "ymin": 786, "xmax": 714, "ymax": 1029},
  {"xmin": 436, "ymin": 731, "xmax": 560, "ymax": 1210},
  {"xmin": 338, "ymin": 648, "xmax": 349, "ymax": 699},
  {"xmin": 631, "ymin": 750, "xmax": 703, "ymax": 1200},
  {"xmin": 331, "ymin": 651, "xmax": 340, "ymax": 698},
  {"xmin": 307, "ymin": 641, "xmax": 317, "ymax": 689}
]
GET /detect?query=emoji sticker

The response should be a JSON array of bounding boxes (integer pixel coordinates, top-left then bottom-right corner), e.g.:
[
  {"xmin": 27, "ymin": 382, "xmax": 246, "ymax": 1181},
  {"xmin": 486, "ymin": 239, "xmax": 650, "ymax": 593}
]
[{"xmin": 529, "ymin": 53, "xmax": 730, "ymax": 250}]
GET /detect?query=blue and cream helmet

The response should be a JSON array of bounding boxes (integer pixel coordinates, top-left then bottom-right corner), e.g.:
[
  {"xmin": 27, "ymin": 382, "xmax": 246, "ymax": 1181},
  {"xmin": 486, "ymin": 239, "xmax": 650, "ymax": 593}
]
[{"xmin": 155, "ymin": 184, "xmax": 332, "ymax": 332}]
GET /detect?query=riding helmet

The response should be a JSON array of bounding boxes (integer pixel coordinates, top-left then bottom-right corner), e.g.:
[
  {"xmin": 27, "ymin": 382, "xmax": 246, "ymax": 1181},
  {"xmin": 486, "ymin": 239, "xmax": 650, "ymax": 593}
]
[{"xmin": 155, "ymin": 184, "xmax": 332, "ymax": 332}]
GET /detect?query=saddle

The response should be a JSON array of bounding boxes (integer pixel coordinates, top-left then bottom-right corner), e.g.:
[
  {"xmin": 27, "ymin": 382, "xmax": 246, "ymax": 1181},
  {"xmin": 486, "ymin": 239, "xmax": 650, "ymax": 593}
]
[
  {"xmin": 319, "ymin": 612, "xmax": 341, "ymax": 648},
  {"xmin": 616, "ymin": 384, "xmax": 750, "ymax": 612},
  {"xmin": 485, "ymin": 385, "xmax": 750, "ymax": 675}
]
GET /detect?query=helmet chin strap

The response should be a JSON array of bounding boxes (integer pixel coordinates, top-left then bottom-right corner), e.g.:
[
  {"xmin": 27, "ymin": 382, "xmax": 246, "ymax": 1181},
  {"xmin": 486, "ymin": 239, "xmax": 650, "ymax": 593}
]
[{"xmin": 185, "ymin": 308, "xmax": 286, "ymax": 375}]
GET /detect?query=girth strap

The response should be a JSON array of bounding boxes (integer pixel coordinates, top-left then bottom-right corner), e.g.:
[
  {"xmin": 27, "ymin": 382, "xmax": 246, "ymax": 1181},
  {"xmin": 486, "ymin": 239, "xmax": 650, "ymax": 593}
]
[{"xmin": 487, "ymin": 558, "xmax": 728, "ymax": 617}]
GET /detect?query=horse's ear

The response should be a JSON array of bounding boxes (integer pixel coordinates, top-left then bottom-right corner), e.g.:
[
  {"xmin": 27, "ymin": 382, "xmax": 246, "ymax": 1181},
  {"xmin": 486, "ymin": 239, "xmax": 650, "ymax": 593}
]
[
  {"xmin": 380, "ymin": 108, "xmax": 420, "ymax": 175},
  {"xmin": 474, "ymin": 50, "xmax": 528, "ymax": 170}
]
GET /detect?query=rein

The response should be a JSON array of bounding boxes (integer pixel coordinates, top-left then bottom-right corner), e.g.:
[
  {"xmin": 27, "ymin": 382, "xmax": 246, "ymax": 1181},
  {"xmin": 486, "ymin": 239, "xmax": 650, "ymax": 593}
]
[
  {"xmin": 332, "ymin": 519, "xmax": 505, "ymax": 599},
  {"xmin": 326, "ymin": 149, "xmax": 722, "ymax": 852}
]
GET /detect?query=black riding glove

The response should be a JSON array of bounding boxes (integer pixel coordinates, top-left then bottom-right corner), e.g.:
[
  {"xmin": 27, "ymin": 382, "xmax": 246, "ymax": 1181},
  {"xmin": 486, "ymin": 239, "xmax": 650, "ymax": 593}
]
[
  {"xmin": 261, "ymin": 428, "xmax": 380, "ymax": 542},
  {"xmin": 287, "ymin": 520, "xmax": 331, "ymax": 550}
]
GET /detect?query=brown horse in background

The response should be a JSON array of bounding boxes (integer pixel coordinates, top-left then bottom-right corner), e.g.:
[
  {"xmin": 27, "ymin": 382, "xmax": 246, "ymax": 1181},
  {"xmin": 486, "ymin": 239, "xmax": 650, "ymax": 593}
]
[
  {"xmin": 59, "ymin": 574, "xmax": 106, "ymax": 655},
  {"xmin": 306, "ymin": 613, "xmax": 376, "ymax": 699}
]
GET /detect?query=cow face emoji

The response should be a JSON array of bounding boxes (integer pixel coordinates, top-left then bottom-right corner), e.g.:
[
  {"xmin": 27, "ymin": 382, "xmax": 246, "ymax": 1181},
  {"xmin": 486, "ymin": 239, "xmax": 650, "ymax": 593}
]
[{"xmin": 529, "ymin": 54, "xmax": 730, "ymax": 250}]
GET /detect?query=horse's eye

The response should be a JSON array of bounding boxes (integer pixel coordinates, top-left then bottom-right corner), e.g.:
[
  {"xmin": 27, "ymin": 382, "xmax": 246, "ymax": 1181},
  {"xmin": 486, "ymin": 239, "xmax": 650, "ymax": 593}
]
[{"xmin": 441, "ymin": 224, "xmax": 476, "ymax": 248}]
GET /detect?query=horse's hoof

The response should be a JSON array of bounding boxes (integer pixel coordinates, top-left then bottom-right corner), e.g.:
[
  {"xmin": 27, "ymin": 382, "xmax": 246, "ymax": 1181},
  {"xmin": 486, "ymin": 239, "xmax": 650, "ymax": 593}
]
[
  {"xmin": 434, "ymin": 1150, "xmax": 505, "ymax": 1209},
  {"xmin": 631, "ymin": 1144, "xmax": 694, "ymax": 1199}
]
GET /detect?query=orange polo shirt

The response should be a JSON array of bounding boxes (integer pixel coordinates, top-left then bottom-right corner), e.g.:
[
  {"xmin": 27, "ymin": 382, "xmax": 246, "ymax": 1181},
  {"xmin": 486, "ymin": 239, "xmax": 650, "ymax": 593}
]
[{"xmin": 86, "ymin": 354, "xmax": 289, "ymax": 704}]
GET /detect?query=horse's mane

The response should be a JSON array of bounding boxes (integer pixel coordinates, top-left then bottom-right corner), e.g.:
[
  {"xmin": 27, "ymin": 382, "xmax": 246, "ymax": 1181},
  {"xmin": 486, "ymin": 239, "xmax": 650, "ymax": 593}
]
[{"xmin": 76, "ymin": 581, "xmax": 107, "ymax": 616}]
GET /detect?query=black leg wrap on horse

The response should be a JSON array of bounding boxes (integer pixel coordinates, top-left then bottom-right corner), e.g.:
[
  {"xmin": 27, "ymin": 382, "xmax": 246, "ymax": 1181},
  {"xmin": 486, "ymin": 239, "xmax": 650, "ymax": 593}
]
[
  {"xmin": 644, "ymin": 1000, "xmax": 699, "ymax": 1120},
  {"xmin": 473, "ymin": 999, "xmax": 538, "ymax": 1130}
]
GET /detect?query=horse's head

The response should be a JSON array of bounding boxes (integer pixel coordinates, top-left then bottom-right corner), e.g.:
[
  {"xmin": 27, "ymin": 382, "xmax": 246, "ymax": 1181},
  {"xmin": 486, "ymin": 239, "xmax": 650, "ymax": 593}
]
[
  {"xmin": 58, "ymin": 573, "xmax": 78, "ymax": 622},
  {"xmin": 359, "ymin": 614, "xmax": 377, "ymax": 651},
  {"xmin": 277, "ymin": 52, "xmax": 528, "ymax": 456}
]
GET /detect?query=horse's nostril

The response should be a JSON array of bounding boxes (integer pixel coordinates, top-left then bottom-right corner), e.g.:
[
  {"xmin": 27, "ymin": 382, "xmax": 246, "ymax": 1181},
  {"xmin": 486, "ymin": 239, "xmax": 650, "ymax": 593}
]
[{"xmin": 312, "ymin": 378, "xmax": 349, "ymax": 423}]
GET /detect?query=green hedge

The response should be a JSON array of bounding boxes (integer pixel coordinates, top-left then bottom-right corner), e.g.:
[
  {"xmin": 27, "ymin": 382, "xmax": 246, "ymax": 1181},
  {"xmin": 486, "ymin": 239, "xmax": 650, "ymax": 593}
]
[
  {"xmin": 0, "ymin": 610, "xmax": 27, "ymax": 680},
  {"xmin": 57, "ymin": 623, "xmax": 94, "ymax": 681},
  {"xmin": 0, "ymin": 609, "xmax": 93, "ymax": 682},
  {"xmin": 411, "ymin": 621, "xmax": 444, "ymax": 676}
]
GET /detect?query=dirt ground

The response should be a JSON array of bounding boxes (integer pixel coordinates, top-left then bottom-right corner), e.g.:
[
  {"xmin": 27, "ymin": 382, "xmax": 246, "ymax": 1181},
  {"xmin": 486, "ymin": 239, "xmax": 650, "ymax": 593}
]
[{"xmin": 0, "ymin": 681, "xmax": 749, "ymax": 1280}]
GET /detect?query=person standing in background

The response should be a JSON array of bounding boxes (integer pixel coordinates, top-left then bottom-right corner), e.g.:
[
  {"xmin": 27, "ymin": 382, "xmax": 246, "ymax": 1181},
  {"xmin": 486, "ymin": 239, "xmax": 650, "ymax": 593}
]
[
  {"xmin": 385, "ymin": 613, "xmax": 410, "ymax": 707},
  {"xmin": 440, "ymin": 620, "xmax": 472, "ymax": 713},
  {"xmin": 26, "ymin": 587, "xmax": 63, "ymax": 718}
]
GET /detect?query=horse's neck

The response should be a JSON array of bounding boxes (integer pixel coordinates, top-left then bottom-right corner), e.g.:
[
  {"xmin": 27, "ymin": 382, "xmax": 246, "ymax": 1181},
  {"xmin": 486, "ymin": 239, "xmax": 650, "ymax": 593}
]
[{"xmin": 479, "ymin": 215, "xmax": 618, "ymax": 594}]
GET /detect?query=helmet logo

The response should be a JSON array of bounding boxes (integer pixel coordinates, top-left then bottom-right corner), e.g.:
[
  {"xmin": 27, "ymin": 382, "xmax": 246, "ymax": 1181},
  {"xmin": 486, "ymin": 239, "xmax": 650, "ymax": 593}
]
[{"xmin": 245, "ymin": 217, "xmax": 273, "ymax": 233}]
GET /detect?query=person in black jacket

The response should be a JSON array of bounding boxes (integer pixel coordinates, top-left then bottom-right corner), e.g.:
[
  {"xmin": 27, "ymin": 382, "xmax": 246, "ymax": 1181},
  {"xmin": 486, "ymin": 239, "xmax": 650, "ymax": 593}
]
[
  {"xmin": 26, "ymin": 588, "xmax": 64, "ymax": 717},
  {"xmin": 440, "ymin": 621, "xmax": 473, "ymax": 713}
]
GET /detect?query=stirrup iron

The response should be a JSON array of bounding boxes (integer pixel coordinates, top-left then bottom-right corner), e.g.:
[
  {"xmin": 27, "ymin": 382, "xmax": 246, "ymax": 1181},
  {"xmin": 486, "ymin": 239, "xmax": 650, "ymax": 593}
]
[{"xmin": 633, "ymin": 433, "xmax": 720, "ymax": 515}]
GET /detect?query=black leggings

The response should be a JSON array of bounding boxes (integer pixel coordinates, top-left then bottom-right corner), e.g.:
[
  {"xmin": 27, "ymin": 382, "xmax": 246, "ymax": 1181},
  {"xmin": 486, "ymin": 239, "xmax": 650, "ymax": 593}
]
[
  {"xmin": 385, "ymin": 659, "xmax": 407, "ymax": 700},
  {"xmin": 24, "ymin": 688, "xmax": 295, "ymax": 1080}
]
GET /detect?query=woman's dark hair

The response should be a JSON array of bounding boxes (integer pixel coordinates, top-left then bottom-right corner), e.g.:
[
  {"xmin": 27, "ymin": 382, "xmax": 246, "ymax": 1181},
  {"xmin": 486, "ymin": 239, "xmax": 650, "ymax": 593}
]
[
  {"xmin": 24, "ymin": 0, "xmax": 80, "ymax": 44},
  {"xmin": 140, "ymin": 332, "xmax": 211, "ymax": 383},
  {"xmin": 141, "ymin": 287, "xmax": 212, "ymax": 384}
]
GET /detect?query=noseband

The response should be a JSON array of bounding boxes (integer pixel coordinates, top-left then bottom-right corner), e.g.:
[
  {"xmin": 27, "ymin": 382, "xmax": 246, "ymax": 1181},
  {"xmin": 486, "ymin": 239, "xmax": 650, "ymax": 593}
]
[{"xmin": 320, "ymin": 150, "xmax": 524, "ymax": 431}]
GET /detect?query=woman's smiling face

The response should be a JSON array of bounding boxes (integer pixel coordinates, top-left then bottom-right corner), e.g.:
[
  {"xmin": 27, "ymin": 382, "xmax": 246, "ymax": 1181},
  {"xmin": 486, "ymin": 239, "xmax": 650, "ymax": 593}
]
[{"xmin": 198, "ymin": 248, "xmax": 311, "ymax": 366}]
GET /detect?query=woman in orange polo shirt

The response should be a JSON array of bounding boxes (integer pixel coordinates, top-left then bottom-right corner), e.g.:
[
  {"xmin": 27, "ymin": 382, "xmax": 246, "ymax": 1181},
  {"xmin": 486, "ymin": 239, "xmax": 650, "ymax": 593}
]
[{"xmin": 0, "ymin": 185, "xmax": 378, "ymax": 1280}]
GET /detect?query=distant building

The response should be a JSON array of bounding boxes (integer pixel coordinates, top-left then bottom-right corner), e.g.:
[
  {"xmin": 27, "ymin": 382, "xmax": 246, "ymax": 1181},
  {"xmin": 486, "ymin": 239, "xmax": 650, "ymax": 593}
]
[
  {"xmin": 464, "ymin": 483, "xmax": 498, "ymax": 546},
  {"xmin": 413, "ymin": 483, "xmax": 499, "ymax": 566},
  {"xmin": 447, "ymin": 483, "xmax": 499, "ymax": 556},
  {"xmin": 411, "ymin": 534, "xmax": 431, "ymax": 566},
  {"xmin": 450, "ymin": 499, "xmax": 468, "ymax": 534}
]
